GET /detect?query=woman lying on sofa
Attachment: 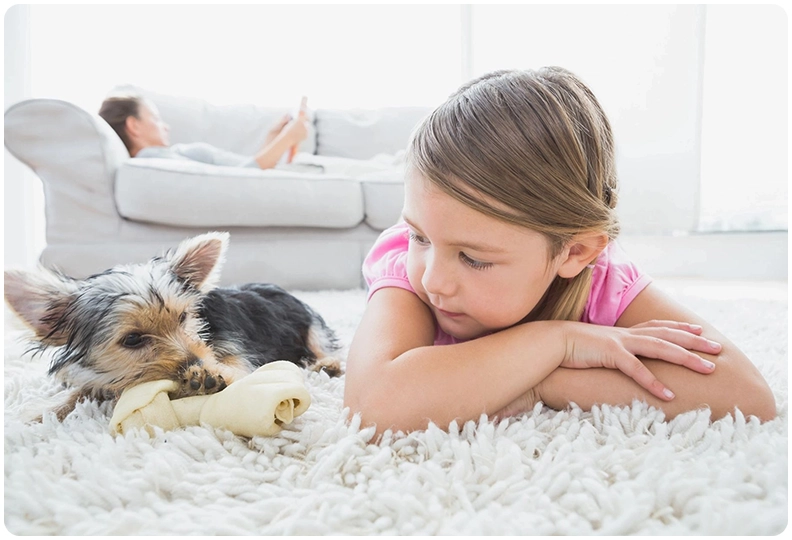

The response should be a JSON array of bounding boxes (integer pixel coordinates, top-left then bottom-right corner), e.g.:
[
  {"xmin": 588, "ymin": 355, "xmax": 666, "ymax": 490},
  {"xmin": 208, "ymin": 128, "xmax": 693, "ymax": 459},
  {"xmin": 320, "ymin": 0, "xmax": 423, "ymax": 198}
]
[
  {"xmin": 99, "ymin": 94, "xmax": 408, "ymax": 179},
  {"xmin": 98, "ymin": 95, "xmax": 309, "ymax": 170}
]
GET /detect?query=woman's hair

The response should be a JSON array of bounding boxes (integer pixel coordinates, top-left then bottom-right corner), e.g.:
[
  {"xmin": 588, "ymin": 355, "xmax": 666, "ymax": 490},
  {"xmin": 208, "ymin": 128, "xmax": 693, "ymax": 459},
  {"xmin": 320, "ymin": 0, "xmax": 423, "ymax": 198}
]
[
  {"xmin": 98, "ymin": 95, "xmax": 144, "ymax": 152},
  {"xmin": 408, "ymin": 67, "xmax": 620, "ymax": 323}
]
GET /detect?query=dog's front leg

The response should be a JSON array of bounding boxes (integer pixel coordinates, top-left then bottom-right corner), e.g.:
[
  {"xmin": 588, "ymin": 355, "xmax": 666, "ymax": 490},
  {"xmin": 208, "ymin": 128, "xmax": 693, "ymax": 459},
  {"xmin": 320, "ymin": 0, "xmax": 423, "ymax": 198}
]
[{"xmin": 171, "ymin": 356, "xmax": 254, "ymax": 399}]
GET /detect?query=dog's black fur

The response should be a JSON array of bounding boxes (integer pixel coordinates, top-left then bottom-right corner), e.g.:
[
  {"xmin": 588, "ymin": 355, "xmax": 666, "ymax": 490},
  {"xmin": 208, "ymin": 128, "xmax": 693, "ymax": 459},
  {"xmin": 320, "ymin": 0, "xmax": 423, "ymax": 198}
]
[{"xmin": 199, "ymin": 283, "xmax": 339, "ymax": 371}]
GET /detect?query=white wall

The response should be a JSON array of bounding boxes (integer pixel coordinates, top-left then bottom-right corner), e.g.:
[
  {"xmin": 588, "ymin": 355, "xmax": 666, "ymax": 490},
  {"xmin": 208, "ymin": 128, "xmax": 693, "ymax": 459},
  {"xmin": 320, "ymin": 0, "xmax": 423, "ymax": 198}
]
[{"xmin": 26, "ymin": 4, "xmax": 463, "ymax": 111}]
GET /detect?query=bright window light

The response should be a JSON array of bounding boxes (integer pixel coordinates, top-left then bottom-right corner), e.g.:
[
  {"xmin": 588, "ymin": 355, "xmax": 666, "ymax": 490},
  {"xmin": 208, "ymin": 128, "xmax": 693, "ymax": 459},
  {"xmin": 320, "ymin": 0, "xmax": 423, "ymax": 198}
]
[
  {"xmin": 30, "ymin": 5, "xmax": 462, "ymax": 111},
  {"xmin": 698, "ymin": 5, "xmax": 787, "ymax": 231}
]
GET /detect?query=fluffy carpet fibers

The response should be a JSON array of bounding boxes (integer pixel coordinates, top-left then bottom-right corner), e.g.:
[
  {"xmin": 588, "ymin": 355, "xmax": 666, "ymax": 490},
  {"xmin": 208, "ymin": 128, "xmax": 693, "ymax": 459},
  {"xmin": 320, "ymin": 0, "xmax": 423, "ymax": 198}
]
[{"xmin": 3, "ymin": 281, "xmax": 788, "ymax": 535}]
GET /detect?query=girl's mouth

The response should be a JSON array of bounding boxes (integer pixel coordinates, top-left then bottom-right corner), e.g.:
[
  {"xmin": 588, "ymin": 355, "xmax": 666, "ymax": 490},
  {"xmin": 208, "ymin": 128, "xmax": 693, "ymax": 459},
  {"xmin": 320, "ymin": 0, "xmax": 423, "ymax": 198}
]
[{"xmin": 436, "ymin": 307, "xmax": 464, "ymax": 318}]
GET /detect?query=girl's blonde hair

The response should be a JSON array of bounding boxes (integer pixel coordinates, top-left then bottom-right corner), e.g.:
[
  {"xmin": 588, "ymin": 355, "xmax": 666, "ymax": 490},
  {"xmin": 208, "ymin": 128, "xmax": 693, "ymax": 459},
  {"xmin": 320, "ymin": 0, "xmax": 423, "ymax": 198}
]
[{"xmin": 408, "ymin": 67, "xmax": 620, "ymax": 322}]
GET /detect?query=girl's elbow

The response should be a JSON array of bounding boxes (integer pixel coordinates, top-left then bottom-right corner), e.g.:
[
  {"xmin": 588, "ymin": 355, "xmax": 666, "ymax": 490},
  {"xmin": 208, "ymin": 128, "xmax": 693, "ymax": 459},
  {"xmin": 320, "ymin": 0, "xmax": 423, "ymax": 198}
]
[
  {"xmin": 714, "ymin": 358, "xmax": 777, "ymax": 423},
  {"xmin": 741, "ymin": 378, "xmax": 777, "ymax": 422},
  {"xmin": 343, "ymin": 380, "xmax": 394, "ymax": 431}
]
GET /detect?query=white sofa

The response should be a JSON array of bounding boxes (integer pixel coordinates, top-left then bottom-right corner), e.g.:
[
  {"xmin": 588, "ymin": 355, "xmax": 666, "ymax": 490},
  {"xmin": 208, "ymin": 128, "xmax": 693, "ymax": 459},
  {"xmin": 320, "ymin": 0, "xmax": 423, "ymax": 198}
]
[{"xmin": 4, "ymin": 89, "xmax": 431, "ymax": 289}]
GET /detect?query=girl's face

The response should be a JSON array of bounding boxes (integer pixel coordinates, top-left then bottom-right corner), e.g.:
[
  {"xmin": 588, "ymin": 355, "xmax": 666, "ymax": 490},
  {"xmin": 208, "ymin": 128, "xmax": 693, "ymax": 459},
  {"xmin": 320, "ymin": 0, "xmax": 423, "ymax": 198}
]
[
  {"xmin": 403, "ymin": 170, "xmax": 564, "ymax": 341},
  {"xmin": 133, "ymin": 101, "xmax": 170, "ymax": 147}
]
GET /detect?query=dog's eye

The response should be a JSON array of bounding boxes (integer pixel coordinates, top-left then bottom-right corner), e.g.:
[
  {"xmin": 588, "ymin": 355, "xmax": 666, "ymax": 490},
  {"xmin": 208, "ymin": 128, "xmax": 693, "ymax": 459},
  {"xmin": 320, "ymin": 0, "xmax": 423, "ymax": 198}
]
[
  {"xmin": 121, "ymin": 333, "xmax": 147, "ymax": 348},
  {"xmin": 179, "ymin": 312, "xmax": 187, "ymax": 325}
]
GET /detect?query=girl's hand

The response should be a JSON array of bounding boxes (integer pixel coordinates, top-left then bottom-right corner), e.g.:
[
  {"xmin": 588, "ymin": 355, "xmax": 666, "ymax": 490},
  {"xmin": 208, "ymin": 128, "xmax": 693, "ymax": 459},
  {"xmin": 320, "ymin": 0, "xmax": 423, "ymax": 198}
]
[{"xmin": 561, "ymin": 320, "xmax": 721, "ymax": 401}]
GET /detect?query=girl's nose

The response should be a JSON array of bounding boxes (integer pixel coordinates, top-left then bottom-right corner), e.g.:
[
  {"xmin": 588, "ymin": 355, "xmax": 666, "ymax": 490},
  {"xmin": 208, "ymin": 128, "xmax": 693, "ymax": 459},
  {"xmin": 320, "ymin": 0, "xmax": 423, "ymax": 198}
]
[{"xmin": 421, "ymin": 251, "xmax": 455, "ymax": 298}]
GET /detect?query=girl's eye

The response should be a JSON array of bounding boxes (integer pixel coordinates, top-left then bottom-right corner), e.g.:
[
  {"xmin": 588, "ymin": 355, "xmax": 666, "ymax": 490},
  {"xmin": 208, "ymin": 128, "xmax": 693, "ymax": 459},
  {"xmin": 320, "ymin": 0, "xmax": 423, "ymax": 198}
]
[
  {"xmin": 121, "ymin": 333, "xmax": 148, "ymax": 349},
  {"xmin": 407, "ymin": 231, "xmax": 429, "ymax": 245},
  {"xmin": 460, "ymin": 252, "xmax": 493, "ymax": 271}
]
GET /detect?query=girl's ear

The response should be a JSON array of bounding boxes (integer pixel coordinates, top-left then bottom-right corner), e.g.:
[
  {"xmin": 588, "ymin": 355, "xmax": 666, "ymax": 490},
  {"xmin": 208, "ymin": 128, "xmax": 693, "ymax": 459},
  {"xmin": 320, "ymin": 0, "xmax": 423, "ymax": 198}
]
[{"xmin": 556, "ymin": 232, "xmax": 609, "ymax": 279}]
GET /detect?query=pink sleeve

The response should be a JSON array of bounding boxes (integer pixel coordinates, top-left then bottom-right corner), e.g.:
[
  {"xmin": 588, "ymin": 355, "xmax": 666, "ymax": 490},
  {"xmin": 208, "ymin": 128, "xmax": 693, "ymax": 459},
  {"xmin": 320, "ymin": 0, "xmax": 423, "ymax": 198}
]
[
  {"xmin": 362, "ymin": 222, "xmax": 416, "ymax": 301},
  {"xmin": 582, "ymin": 241, "xmax": 653, "ymax": 326}
]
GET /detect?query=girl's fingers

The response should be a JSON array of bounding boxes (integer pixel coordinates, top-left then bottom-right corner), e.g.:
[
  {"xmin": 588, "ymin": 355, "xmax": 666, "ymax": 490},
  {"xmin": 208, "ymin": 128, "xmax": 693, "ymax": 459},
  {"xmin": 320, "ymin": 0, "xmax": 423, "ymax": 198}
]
[
  {"xmin": 627, "ymin": 334, "xmax": 717, "ymax": 374},
  {"xmin": 630, "ymin": 327, "xmax": 721, "ymax": 355},
  {"xmin": 631, "ymin": 320, "xmax": 704, "ymax": 335},
  {"xmin": 616, "ymin": 356, "xmax": 675, "ymax": 401}
]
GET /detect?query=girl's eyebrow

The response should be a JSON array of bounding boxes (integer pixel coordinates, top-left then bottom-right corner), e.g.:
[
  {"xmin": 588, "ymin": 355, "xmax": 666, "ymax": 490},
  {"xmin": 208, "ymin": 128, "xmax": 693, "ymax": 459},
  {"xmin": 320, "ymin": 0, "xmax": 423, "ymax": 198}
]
[
  {"xmin": 401, "ymin": 214, "xmax": 422, "ymax": 232},
  {"xmin": 401, "ymin": 214, "xmax": 507, "ymax": 254}
]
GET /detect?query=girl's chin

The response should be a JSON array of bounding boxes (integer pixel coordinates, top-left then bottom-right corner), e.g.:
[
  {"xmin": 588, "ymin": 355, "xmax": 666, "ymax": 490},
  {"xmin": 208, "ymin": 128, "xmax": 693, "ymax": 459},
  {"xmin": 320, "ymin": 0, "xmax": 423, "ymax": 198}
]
[{"xmin": 437, "ymin": 318, "xmax": 488, "ymax": 342}]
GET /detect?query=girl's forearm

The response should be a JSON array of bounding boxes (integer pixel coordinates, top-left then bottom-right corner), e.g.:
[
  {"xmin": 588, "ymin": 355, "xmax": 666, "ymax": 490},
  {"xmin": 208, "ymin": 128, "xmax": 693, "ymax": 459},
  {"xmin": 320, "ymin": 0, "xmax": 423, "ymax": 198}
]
[
  {"xmin": 537, "ymin": 355, "xmax": 776, "ymax": 422},
  {"xmin": 348, "ymin": 320, "xmax": 567, "ymax": 433}
]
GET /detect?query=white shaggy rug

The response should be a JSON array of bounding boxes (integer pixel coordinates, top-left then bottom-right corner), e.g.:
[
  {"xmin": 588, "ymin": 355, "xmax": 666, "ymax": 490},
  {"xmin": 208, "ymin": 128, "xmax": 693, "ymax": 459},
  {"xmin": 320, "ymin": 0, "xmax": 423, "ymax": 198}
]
[{"xmin": 3, "ymin": 280, "xmax": 788, "ymax": 535}]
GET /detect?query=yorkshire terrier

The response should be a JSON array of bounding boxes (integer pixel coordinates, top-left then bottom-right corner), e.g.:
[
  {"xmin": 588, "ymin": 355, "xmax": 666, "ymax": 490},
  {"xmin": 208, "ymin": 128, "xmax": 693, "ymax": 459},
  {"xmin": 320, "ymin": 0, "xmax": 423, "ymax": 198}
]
[{"xmin": 4, "ymin": 232, "xmax": 342, "ymax": 421}]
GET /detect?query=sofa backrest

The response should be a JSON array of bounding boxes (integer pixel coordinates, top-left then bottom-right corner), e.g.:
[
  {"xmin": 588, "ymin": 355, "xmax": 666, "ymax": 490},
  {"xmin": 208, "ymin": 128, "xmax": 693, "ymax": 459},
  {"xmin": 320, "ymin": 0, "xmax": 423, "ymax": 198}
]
[{"xmin": 314, "ymin": 107, "xmax": 431, "ymax": 160}]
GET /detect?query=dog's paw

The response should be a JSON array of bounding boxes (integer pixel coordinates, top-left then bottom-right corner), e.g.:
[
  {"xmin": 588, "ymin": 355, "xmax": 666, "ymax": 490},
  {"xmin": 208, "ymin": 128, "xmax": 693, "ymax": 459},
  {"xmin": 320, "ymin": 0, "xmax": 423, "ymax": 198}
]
[
  {"xmin": 174, "ymin": 364, "xmax": 228, "ymax": 398},
  {"xmin": 309, "ymin": 355, "xmax": 344, "ymax": 378}
]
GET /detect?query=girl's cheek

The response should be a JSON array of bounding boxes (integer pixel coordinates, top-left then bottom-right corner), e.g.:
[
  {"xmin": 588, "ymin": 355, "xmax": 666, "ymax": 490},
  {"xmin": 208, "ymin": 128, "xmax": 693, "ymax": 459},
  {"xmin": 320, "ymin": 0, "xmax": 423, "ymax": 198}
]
[{"xmin": 406, "ymin": 250, "xmax": 425, "ymax": 295}]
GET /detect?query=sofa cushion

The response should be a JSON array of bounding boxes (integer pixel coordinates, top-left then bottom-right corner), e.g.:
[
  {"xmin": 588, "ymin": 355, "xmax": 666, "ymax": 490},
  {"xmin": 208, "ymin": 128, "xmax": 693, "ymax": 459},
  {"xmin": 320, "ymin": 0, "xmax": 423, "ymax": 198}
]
[
  {"xmin": 115, "ymin": 159, "xmax": 364, "ymax": 228},
  {"xmin": 315, "ymin": 107, "xmax": 431, "ymax": 159},
  {"xmin": 359, "ymin": 173, "xmax": 405, "ymax": 231},
  {"xmin": 109, "ymin": 85, "xmax": 317, "ymax": 157}
]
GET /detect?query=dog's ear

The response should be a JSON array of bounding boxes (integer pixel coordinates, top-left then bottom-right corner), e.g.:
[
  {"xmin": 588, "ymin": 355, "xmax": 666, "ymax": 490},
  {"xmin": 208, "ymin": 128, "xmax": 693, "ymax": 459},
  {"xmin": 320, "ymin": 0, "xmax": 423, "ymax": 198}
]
[
  {"xmin": 4, "ymin": 268, "xmax": 79, "ymax": 345},
  {"xmin": 168, "ymin": 232, "xmax": 229, "ymax": 292}
]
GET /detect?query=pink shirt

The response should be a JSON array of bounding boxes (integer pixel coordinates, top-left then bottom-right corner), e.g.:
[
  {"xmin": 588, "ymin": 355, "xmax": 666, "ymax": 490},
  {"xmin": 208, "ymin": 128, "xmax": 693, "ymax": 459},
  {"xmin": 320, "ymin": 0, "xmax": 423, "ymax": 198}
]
[{"xmin": 362, "ymin": 222, "xmax": 652, "ymax": 345}]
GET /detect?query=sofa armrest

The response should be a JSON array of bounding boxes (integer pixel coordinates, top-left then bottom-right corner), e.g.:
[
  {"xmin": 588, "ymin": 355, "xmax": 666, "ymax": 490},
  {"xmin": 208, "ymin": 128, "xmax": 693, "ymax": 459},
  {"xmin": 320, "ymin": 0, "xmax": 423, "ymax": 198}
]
[{"xmin": 4, "ymin": 99, "xmax": 130, "ymax": 244}]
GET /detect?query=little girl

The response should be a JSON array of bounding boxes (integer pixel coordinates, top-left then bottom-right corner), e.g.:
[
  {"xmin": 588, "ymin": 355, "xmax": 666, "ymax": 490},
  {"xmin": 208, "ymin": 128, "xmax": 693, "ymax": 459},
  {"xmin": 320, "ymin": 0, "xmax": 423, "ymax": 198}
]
[{"xmin": 344, "ymin": 67, "xmax": 775, "ymax": 434}]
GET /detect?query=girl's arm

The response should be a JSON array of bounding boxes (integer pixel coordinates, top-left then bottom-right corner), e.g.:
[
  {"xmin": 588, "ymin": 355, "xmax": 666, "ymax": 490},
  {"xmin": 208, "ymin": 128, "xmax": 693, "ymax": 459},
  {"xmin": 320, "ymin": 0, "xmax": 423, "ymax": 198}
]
[
  {"xmin": 344, "ymin": 287, "xmax": 565, "ymax": 433},
  {"xmin": 534, "ymin": 283, "xmax": 777, "ymax": 421},
  {"xmin": 344, "ymin": 287, "xmax": 719, "ymax": 434}
]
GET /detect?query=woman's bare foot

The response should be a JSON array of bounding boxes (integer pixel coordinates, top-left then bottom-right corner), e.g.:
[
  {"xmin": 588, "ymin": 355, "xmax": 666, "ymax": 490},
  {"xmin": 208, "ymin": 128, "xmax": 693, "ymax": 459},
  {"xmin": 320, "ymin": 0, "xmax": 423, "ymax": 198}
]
[{"xmin": 265, "ymin": 114, "xmax": 292, "ymax": 145}]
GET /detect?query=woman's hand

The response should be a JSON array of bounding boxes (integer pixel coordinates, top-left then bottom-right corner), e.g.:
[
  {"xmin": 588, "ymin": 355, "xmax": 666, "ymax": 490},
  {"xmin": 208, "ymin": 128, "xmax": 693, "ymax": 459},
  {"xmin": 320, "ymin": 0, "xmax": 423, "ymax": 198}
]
[{"xmin": 560, "ymin": 320, "xmax": 722, "ymax": 401}]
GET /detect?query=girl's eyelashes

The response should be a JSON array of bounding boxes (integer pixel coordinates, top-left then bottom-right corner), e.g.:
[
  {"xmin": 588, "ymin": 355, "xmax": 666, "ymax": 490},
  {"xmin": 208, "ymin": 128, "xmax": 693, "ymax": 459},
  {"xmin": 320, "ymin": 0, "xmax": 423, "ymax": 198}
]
[
  {"xmin": 407, "ymin": 230, "xmax": 429, "ymax": 245},
  {"xmin": 409, "ymin": 230, "xmax": 493, "ymax": 270},
  {"xmin": 460, "ymin": 252, "xmax": 493, "ymax": 271}
]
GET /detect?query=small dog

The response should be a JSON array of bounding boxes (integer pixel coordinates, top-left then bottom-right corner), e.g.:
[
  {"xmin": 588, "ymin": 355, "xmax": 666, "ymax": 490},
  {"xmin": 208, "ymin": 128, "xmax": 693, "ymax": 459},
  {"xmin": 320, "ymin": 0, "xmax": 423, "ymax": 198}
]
[{"xmin": 4, "ymin": 232, "xmax": 342, "ymax": 421}]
